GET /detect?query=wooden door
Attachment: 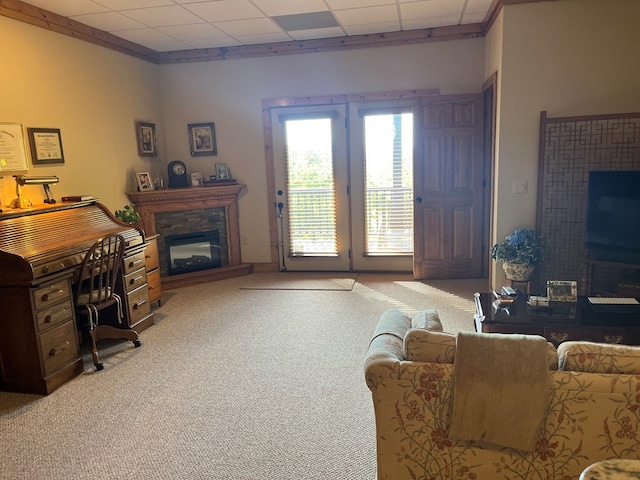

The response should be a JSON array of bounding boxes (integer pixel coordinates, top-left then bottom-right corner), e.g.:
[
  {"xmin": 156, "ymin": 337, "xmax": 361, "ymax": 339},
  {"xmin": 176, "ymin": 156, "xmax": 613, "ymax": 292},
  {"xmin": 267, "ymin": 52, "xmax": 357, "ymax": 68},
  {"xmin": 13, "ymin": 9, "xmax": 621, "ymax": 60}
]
[{"xmin": 413, "ymin": 94, "xmax": 484, "ymax": 279}]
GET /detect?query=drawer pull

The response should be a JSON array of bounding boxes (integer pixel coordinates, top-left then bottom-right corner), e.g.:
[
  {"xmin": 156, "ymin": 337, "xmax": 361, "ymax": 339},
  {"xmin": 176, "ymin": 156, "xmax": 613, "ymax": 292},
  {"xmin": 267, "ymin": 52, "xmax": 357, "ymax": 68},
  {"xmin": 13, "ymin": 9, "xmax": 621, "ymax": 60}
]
[
  {"xmin": 549, "ymin": 332, "xmax": 569, "ymax": 343},
  {"xmin": 41, "ymin": 289, "xmax": 64, "ymax": 302},
  {"xmin": 128, "ymin": 259, "xmax": 144, "ymax": 268},
  {"xmin": 129, "ymin": 275, "xmax": 144, "ymax": 285},
  {"xmin": 44, "ymin": 315, "xmax": 52, "ymax": 323},
  {"xmin": 133, "ymin": 299, "xmax": 147, "ymax": 310},
  {"xmin": 49, "ymin": 341, "xmax": 70, "ymax": 356},
  {"xmin": 604, "ymin": 335, "xmax": 623, "ymax": 344}
]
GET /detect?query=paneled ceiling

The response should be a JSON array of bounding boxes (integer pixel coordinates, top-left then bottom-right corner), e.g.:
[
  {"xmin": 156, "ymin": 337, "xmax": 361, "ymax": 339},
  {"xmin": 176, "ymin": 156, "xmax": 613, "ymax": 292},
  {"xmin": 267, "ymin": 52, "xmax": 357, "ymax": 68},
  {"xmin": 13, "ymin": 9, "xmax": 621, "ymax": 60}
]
[{"xmin": 17, "ymin": 0, "xmax": 496, "ymax": 53}]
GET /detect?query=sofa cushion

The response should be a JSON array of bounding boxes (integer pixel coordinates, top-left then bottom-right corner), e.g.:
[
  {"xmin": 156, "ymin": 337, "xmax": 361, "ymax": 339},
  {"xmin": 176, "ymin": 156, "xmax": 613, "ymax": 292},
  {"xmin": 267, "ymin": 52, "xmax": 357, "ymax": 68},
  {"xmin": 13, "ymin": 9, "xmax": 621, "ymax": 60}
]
[
  {"xmin": 558, "ymin": 341, "xmax": 640, "ymax": 374},
  {"xmin": 404, "ymin": 329, "xmax": 559, "ymax": 369}
]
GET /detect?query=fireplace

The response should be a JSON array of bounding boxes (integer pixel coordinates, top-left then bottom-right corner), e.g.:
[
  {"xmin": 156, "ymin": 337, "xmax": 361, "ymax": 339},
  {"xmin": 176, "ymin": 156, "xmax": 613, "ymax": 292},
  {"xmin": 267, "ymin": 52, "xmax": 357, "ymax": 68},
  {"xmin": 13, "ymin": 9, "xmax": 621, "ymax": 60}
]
[{"xmin": 166, "ymin": 230, "xmax": 221, "ymax": 276}]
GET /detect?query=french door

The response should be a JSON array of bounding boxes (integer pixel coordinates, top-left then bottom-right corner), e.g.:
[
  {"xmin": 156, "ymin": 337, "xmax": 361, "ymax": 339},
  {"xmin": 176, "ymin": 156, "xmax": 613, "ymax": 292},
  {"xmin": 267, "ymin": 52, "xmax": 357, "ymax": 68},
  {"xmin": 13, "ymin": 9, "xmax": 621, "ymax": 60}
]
[{"xmin": 271, "ymin": 100, "xmax": 414, "ymax": 272}]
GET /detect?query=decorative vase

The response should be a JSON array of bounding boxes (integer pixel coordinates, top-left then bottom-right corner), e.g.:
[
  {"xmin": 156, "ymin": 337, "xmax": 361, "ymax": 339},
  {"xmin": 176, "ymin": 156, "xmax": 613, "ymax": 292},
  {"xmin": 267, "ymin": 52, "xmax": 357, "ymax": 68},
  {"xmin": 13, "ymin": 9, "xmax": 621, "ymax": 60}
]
[{"xmin": 502, "ymin": 262, "xmax": 535, "ymax": 281}]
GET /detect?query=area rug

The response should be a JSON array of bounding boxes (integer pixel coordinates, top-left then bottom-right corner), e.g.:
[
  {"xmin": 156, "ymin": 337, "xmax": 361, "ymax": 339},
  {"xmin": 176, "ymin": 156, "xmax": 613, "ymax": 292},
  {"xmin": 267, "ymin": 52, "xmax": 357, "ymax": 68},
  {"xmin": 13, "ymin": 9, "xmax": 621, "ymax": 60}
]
[{"xmin": 239, "ymin": 272, "xmax": 358, "ymax": 291}]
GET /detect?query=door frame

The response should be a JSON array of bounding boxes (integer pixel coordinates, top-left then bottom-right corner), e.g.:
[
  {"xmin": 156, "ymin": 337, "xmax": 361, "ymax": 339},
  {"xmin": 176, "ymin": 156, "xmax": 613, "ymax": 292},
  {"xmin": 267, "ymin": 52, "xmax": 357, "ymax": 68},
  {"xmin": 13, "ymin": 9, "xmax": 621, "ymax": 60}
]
[{"xmin": 261, "ymin": 89, "xmax": 439, "ymax": 272}]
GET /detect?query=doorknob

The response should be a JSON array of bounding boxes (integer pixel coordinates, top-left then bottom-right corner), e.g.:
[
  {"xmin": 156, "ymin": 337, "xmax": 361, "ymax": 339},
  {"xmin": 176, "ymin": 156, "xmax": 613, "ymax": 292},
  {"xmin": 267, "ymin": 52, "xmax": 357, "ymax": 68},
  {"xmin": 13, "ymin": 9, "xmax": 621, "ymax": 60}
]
[{"xmin": 415, "ymin": 197, "xmax": 423, "ymax": 204}]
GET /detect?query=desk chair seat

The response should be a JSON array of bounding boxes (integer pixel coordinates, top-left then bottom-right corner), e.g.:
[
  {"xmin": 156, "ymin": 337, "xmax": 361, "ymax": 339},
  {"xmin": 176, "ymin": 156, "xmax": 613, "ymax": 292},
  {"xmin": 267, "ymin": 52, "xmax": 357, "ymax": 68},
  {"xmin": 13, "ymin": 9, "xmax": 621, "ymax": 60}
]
[{"xmin": 74, "ymin": 234, "xmax": 140, "ymax": 370}]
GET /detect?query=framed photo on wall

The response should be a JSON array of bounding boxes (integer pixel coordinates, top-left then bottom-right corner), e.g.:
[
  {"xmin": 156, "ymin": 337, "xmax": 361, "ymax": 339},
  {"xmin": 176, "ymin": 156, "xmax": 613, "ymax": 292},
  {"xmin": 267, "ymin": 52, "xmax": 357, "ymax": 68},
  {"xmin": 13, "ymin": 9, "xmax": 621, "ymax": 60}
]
[
  {"xmin": 27, "ymin": 127, "xmax": 65, "ymax": 165},
  {"xmin": 135, "ymin": 171, "xmax": 154, "ymax": 191},
  {"xmin": 136, "ymin": 121, "xmax": 157, "ymax": 157},
  {"xmin": 0, "ymin": 122, "xmax": 29, "ymax": 172},
  {"xmin": 188, "ymin": 122, "xmax": 217, "ymax": 156}
]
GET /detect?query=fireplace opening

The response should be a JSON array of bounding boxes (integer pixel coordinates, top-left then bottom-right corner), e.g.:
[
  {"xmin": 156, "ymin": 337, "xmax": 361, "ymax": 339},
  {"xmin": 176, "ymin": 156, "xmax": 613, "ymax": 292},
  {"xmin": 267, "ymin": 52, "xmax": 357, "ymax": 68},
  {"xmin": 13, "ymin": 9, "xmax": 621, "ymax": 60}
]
[{"xmin": 166, "ymin": 230, "xmax": 221, "ymax": 276}]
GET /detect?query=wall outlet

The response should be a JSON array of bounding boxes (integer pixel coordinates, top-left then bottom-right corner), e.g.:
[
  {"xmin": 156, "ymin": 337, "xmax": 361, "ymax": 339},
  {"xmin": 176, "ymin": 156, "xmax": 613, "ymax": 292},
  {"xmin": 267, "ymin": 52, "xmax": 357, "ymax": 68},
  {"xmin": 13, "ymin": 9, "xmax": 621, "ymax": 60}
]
[{"xmin": 512, "ymin": 180, "xmax": 528, "ymax": 194}]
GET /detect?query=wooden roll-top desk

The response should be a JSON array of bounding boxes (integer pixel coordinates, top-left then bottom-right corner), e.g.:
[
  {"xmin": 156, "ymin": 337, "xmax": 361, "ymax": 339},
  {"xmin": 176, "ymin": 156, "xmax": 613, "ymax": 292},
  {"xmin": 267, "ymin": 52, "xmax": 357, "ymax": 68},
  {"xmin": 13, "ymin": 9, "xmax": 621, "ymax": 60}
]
[{"xmin": 0, "ymin": 200, "xmax": 154, "ymax": 394}]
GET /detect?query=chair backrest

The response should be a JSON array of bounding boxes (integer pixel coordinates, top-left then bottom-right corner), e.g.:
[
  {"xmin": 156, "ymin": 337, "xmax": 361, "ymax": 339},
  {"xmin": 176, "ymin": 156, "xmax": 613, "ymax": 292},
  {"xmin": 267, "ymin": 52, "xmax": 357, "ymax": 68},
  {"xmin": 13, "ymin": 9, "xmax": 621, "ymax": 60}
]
[{"xmin": 74, "ymin": 234, "xmax": 125, "ymax": 307}]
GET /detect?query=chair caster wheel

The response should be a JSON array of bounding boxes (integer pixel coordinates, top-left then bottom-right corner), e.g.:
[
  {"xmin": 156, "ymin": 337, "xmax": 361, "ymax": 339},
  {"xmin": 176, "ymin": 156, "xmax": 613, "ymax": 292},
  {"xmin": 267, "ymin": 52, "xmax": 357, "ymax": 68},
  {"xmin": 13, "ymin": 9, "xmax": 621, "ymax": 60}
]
[
  {"xmin": 133, "ymin": 340, "xmax": 141, "ymax": 348},
  {"xmin": 95, "ymin": 363, "xmax": 104, "ymax": 371}
]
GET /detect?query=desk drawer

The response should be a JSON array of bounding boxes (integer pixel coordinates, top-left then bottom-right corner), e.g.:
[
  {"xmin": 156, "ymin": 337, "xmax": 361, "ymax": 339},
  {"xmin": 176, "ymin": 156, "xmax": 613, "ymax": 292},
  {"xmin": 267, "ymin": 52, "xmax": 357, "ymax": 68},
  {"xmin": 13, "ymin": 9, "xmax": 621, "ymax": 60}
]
[
  {"xmin": 40, "ymin": 321, "xmax": 79, "ymax": 376},
  {"xmin": 33, "ymin": 279, "xmax": 71, "ymax": 311},
  {"xmin": 36, "ymin": 298, "xmax": 74, "ymax": 332},
  {"xmin": 145, "ymin": 236, "xmax": 159, "ymax": 271},
  {"xmin": 123, "ymin": 251, "xmax": 146, "ymax": 275},
  {"xmin": 124, "ymin": 268, "xmax": 147, "ymax": 293},
  {"xmin": 126, "ymin": 285, "xmax": 150, "ymax": 325}
]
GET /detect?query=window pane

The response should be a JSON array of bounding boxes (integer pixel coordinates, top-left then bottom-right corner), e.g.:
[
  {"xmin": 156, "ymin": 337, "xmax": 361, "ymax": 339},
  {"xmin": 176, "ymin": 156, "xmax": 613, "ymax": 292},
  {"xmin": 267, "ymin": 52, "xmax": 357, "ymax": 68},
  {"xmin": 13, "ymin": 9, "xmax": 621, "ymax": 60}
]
[
  {"xmin": 364, "ymin": 113, "xmax": 413, "ymax": 254},
  {"xmin": 285, "ymin": 118, "xmax": 337, "ymax": 255}
]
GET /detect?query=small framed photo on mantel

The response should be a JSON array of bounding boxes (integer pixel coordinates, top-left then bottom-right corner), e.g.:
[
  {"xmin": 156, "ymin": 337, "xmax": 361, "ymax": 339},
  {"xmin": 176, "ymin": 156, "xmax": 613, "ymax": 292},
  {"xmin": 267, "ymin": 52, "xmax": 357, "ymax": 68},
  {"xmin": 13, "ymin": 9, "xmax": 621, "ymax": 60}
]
[
  {"xmin": 546, "ymin": 280, "xmax": 578, "ymax": 302},
  {"xmin": 188, "ymin": 122, "xmax": 217, "ymax": 156}
]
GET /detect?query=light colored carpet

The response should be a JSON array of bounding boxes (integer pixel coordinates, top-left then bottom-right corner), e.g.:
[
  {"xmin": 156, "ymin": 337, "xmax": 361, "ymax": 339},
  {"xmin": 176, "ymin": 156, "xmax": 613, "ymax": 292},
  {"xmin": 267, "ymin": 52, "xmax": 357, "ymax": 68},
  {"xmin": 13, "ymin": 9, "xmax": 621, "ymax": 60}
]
[
  {"xmin": 0, "ymin": 273, "xmax": 487, "ymax": 480},
  {"xmin": 239, "ymin": 272, "xmax": 358, "ymax": 291}
]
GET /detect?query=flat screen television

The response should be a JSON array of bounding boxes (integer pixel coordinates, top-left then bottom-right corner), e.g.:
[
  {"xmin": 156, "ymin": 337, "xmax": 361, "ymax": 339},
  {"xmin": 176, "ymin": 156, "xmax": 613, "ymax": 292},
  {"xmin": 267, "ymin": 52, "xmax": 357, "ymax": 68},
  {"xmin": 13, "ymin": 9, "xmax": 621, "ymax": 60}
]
[{"xmin": 585, "ymin": 170, "xmax": 640, "ymax": 264}]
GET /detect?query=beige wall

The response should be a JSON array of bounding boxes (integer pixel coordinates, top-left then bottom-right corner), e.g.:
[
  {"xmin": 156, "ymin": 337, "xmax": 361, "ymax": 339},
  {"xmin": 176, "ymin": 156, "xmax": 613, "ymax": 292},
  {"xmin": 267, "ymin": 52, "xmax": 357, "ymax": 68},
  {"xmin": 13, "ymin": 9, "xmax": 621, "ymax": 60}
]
[
  {"xmin": 489, "ymin": 0, "xmax": 640, "ymax": 286},
  {"xmin": 0, "ymin": 16, "xmax": 163, "ymax": 211},
  {"xmin": 159, "ymin": 39, "xmax": 486, "ymax": 264}
]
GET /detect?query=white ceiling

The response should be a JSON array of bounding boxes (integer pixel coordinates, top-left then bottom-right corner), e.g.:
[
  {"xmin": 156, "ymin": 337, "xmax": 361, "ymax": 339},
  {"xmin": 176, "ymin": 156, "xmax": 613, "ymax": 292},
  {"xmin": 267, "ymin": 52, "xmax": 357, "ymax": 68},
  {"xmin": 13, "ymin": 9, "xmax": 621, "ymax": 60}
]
[{"xmin": 19, "ymin": 0, "xmax": 494, "ymax": 53}]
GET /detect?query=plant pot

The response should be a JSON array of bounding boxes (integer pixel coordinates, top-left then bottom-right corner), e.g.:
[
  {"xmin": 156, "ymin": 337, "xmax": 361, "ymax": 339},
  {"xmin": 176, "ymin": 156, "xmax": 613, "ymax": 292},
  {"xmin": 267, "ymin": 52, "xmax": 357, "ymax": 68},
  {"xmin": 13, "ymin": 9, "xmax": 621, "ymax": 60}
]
[{"xmin": 502, "ymin": 262, "xmax": 535, "ymax": 281}]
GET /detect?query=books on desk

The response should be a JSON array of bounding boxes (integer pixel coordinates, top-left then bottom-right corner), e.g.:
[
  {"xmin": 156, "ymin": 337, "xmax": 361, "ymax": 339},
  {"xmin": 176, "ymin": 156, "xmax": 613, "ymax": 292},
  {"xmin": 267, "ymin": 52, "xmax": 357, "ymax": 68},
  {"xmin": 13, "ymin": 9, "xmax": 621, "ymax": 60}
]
[{"xmin": 61, "ymin": 195, "xmax": 93, "ymax": 202}]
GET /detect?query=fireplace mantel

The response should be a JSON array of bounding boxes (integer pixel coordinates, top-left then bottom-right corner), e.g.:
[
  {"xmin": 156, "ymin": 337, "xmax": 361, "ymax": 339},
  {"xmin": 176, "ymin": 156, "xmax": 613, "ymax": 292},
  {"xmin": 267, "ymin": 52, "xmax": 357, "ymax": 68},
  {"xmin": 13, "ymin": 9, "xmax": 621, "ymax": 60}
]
[{"xmin": 127, "ymin": 184, "xmax": 251, "ymax": 289}]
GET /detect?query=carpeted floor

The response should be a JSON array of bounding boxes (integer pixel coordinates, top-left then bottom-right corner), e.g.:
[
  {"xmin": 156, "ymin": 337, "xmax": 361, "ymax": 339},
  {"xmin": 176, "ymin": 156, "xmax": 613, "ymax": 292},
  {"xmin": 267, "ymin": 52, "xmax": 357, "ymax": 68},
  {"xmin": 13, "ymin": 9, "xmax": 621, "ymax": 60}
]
[{"xmin": 0, "ymin": 272, "xmax": 487, "ymax": 480}]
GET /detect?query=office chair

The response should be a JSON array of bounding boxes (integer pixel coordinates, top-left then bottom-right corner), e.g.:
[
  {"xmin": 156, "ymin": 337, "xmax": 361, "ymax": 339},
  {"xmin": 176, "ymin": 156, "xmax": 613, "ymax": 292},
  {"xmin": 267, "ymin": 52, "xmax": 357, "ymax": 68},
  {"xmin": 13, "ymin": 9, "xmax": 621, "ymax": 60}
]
[{"xmin": 74, "ymin": 234, "xmax": 140, "ymax": 370}]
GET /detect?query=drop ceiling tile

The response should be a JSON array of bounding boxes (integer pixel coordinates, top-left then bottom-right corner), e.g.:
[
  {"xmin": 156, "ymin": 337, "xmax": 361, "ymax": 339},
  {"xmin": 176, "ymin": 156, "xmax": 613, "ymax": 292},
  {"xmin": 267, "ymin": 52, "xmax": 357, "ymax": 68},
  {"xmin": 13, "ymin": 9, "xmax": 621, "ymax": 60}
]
[
  {"xmin": 343, "ymin": 21, "xmax": 400, "ymax": 35},
  {"xmin": 461, "ymin": 10, "xmax": 487, "ymax": 23},
  {"xmin": 22, "ymin": 0, "xmax": 108, "ymax": 17},
  {"xmin": 333, "ymin": 5, "xmax": 398, "ymax": 27},
  {"xmin": 157, "ymin": 23, "xmax": 226, "ymax": 41},
  {"xmin": 70, "ymin": 12, "xmax": 146, "ymax": 32},
  {"xmin": 122, "ymin": 5, "xmax": 204, "ymax": 27},
  {"xmin": 213, "ymin": 18, "xmax": 283, "ymax": 36},
  {"xmin": 185, "ymin": 37, "xmax": 244, "ymax": 49},
  {"xmin": 327, "ymin": 0, "xmax": 394, "ymax": 8},
  {"xmin": 115, "ymin": 27, "xmax": 191, "ymax": 51},
  {"xmin": 288, "ymin": 26, "xmax": 346, "ymax": 41},
  {"xmin": 403, "ymin": 15, "xmax": 462, "ymax": 29},
  {"xmin": 400, "ymin": 0, "xmax": 465, "ymax": 19},
  {"xmin": 93, "ymin": 0, "xmax": 173, "ymax": 10},
  {"xmin": 250, "ymin": 0, "xmax": 328, "ymax": 16},
  {"xmin": 232, "ymin": 32, "xmax": 294, "ymax": 45},
  {"xmin": 183, "ymin": 1, "xmax": 264, "ymax": 22}
]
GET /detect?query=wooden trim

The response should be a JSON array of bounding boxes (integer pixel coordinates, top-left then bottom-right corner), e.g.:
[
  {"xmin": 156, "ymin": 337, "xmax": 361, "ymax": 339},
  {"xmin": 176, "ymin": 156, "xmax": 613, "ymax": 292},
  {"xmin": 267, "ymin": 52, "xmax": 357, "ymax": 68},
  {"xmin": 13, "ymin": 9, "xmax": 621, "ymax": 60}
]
[{"xmin": 0, "ymin": 0, "xmax": 159, "ymax": 63}]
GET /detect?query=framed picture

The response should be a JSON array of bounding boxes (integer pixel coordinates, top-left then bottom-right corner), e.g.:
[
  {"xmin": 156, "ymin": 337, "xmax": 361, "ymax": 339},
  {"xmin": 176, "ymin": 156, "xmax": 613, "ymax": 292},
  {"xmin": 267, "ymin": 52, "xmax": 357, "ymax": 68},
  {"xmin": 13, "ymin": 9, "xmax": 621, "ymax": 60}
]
[
  {"xmin": 27, "ymin": 128, "xmax": 64, "ymax": 165},
  {"xmin": 135, "ymin": 172, "xmax": 154, "ymax": 191},
  {"xmin": 188, "ymin": 122, "xmax": 217, "ymax": 156},
  {"xmin": 215, "ymin": 162, "xmax": 230, "ymax": 180},
  {"xmin": 191, "ymin": 171, "xmax": 203, "ymax": 187},
  {"xmin": 546, "ymin": 280, "xmax": 578, "ymax": 302},
  {"xmin": 0, "ymin": 122, "xmax": 29, "ymax": 172},
  {"xmin": 136, "ymin": 121, "xmax": 157, "ymax": 157}
]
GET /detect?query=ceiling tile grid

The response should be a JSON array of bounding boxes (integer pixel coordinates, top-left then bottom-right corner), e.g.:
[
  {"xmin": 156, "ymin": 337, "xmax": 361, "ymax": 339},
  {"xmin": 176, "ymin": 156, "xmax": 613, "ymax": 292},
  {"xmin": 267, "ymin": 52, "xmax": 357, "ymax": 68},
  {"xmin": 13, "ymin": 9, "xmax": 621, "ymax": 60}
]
[{"xmin": 19, "ymin": 0, "xmax": 493, "ymax": 52}]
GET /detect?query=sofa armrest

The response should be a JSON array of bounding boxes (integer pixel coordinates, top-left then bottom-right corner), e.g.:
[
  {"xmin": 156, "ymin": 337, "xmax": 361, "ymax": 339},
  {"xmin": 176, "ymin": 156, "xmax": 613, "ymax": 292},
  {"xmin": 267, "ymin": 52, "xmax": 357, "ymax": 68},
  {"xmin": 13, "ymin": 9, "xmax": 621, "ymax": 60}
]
[{"xmin": 365, "ymin": 309, "xmax": 411, "ymax": 390}]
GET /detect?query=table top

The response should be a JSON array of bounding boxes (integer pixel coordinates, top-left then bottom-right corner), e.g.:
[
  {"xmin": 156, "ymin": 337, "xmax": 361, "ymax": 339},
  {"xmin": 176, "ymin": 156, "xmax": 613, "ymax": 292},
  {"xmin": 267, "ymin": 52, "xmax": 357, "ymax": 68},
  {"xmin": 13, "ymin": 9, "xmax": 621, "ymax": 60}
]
[{"xmin": 474, "ymin": 292, "xmax": 640, "ymax": 328}]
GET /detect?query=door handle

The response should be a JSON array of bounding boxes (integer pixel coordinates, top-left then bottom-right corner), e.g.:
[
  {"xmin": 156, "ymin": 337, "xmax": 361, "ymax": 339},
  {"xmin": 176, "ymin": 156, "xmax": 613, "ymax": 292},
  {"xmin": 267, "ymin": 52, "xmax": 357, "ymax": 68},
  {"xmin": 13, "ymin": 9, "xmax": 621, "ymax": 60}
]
[{"xmin": 415, "ymin": 197, "xmax": 423, "ymax": 204}]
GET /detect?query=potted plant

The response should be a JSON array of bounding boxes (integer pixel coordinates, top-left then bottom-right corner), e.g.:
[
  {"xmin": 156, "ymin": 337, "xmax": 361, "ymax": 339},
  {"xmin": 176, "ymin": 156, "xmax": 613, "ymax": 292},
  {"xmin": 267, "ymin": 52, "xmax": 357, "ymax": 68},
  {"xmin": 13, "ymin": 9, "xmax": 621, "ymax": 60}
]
[
  {"xmin": 115, "ymin": 203, "xmax": 140, "ymax": 224},
  {"xmin": 491, "ymin": 228, "xmax": 545, "ymax": 281}
]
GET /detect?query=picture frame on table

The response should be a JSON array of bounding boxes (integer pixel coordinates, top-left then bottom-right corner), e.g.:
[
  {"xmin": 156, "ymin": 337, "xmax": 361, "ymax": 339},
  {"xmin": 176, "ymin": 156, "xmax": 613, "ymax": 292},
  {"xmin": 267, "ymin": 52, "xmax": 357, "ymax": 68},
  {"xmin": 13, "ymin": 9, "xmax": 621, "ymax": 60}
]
[
  {"xmin": 188, "ymin": 122, "xmax": 217, "ymax": 156},
  {"xmin": 27, "ymin": 127, "xmax": 65, "ymax": 165},
  {"xmin": 135, "ymin": 172, "xmax": 154, "ymax": 191},
  {"xmin": 136, "ymin": 121, "xmax": 157, "ymax": 157},
  {"xmin": 546, "ymin": 280, "xmax": 578, "ymax": 302},
  {"xmin": 215, "ymin": 162, "xmax": 230, "ymax": 180},
  {"xmin": 191, "ymin": 171, "xmax": 203, "ymax": 187}
]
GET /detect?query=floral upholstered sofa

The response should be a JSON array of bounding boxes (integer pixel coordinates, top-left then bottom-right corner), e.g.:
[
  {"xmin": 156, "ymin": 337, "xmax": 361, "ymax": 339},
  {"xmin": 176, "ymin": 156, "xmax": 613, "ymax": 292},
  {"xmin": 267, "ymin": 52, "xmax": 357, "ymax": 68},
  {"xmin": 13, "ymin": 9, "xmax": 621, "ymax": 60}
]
[{"xmin": 365, "ymin": 309, "xmax": 640, "ymax": 480}]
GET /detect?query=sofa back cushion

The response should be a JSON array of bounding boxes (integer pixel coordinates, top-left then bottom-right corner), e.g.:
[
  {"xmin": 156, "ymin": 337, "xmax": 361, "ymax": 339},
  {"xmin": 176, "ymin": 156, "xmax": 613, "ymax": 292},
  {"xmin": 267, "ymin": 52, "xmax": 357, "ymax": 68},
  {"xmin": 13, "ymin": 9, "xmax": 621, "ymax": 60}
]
[
  {"xmin": 404, "ymin": 329, "xmax": 559, "ymax": 369},
  {"xmin": 558, "ymin": 341, "xmax": 640, "ymax": 374}
]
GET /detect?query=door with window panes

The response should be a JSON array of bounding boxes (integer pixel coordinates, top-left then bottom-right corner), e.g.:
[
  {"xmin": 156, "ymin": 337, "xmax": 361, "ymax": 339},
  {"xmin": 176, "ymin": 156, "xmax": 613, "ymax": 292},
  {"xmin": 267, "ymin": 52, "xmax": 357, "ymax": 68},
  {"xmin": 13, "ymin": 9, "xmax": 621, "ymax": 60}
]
[{"xmin": 271, "ymin": 100, "xmax": 414, "ymax": 272}]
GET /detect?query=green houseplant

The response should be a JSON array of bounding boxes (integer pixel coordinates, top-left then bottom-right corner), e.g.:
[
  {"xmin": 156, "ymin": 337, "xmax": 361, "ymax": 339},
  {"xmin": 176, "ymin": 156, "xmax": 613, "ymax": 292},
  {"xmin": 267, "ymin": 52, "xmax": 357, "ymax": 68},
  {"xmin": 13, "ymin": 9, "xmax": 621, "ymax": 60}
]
[
  {"xmin": 115, "ymin": 203, "xmax": 140, "ymax": 224},
  {"xmin": 491, "ymin": 229, "xmax": 545, "ymax": 281}
]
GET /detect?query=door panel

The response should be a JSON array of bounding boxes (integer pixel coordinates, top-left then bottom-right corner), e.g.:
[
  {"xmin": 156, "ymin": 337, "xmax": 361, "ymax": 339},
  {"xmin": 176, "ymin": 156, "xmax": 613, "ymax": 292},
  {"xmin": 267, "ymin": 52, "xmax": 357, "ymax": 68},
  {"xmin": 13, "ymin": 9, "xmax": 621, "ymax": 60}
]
[{"xmin": 413, "ymin": 95, "xmax": 484, "ymax": 279}]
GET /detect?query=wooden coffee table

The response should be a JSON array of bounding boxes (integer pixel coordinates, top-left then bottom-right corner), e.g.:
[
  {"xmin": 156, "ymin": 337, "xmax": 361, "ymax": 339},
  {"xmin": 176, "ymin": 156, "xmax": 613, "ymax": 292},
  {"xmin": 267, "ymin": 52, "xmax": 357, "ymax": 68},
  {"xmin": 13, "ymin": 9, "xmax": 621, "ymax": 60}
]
[{"xmin": 474, "ymin": 292, "xmax": 640, "ymax": 346}]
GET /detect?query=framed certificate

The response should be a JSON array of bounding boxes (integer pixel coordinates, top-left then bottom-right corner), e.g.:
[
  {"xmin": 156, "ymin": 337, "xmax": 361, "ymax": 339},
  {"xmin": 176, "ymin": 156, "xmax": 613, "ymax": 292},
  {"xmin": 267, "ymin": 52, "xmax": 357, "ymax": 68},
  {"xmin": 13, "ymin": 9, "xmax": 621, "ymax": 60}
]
[
  {"xmin": 0, "ymin": 123, "xmax": 29, "ymax": 171},
  {"xmin": 546, "ymin": 280, "xmax": 578, "ymax": 302},
  {"xmin": 28, "ymin": 128, "xmax": 65, "ymax": 165}
]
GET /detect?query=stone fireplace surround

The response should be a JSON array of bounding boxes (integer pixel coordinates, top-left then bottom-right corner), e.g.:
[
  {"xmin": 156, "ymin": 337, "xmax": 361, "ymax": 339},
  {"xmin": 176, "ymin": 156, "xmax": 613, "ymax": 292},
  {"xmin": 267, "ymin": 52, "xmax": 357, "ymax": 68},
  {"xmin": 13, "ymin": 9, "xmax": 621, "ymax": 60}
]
[{"xmin": 127, "ymin": 184, "xmax": 251, "ymax": 289}]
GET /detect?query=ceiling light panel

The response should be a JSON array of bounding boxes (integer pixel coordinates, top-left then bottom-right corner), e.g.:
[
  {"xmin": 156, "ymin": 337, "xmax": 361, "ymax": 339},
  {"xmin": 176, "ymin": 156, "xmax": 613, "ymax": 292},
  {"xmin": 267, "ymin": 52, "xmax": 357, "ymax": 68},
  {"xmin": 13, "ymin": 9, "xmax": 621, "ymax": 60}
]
[{"xmin": 271, "ymin": 12, "xmax": 339, "ymax": 32}]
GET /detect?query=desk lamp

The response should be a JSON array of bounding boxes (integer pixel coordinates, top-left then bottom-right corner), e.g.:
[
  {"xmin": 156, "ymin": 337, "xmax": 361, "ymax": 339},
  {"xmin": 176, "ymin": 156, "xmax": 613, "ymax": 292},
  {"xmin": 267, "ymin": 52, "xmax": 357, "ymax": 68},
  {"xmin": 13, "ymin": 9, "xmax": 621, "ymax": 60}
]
[{"xmin": 10, "ymin": 175, "xmax": 60, "ymax": 208}]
